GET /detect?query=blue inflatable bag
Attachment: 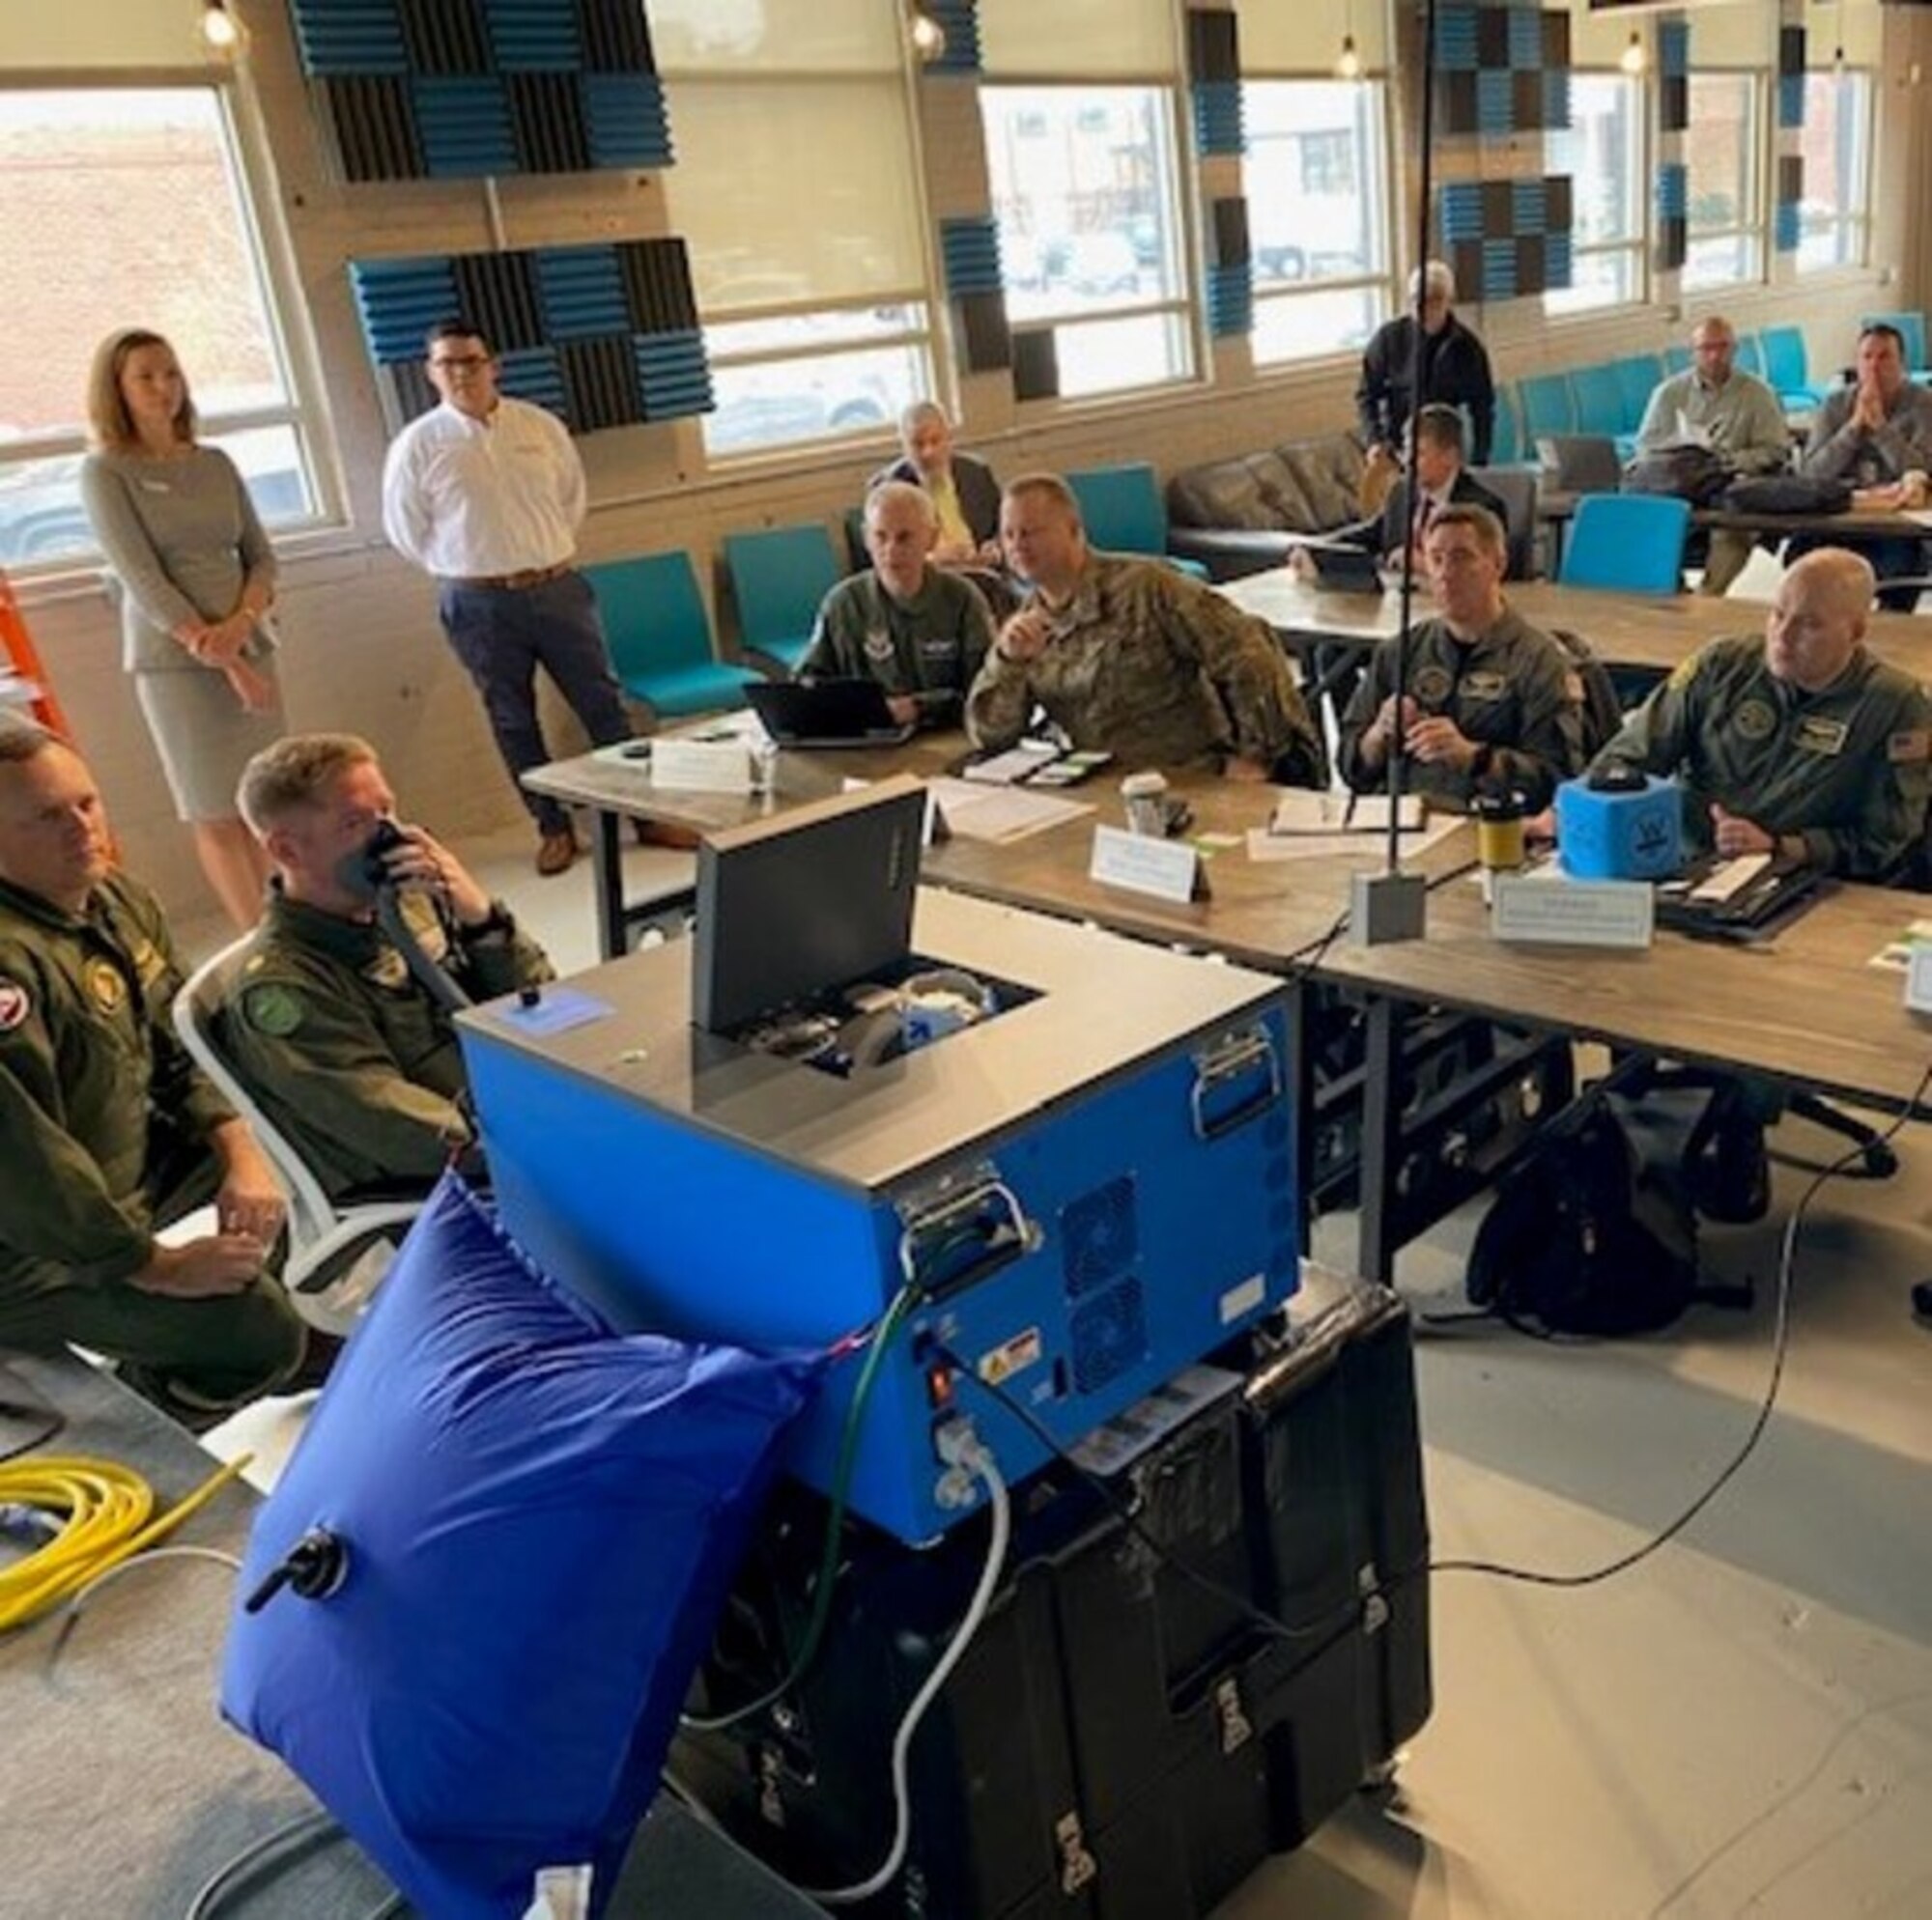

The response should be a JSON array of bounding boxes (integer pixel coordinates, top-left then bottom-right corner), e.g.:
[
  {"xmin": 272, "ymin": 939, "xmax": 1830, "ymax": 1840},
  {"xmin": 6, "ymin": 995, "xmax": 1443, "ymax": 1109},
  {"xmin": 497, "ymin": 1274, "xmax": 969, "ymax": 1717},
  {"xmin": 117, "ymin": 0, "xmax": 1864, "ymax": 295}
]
[{"xmin": 220, "ymin": 1172, "xmax": 819, "ymax": 1919}]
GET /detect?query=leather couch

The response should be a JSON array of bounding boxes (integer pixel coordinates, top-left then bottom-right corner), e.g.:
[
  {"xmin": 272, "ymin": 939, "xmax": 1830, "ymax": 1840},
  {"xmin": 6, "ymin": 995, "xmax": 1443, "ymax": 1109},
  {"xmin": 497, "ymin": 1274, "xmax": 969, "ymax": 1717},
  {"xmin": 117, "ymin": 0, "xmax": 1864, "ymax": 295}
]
[{"xmin": 1164, "ymin": 434, "xmax": 1370, "ymax": 581}]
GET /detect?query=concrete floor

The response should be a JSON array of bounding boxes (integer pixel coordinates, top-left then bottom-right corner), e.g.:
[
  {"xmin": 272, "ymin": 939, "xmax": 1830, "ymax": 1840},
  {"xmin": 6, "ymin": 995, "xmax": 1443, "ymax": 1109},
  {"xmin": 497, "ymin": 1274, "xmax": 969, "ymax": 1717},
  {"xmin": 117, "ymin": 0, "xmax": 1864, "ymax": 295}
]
[{"xmin": 203, "ymin": 813, "xmax": 1932, "ymax": 1920}]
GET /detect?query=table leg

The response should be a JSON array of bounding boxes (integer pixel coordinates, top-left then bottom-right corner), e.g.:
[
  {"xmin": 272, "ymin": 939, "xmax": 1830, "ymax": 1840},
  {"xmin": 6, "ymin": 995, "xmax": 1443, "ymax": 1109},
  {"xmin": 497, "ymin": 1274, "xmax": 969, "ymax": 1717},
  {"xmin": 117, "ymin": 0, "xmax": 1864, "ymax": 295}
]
[
  {"xmin": 1357, "ymin": 994, "xmax": 1402, "ymax": 1285},
  {"xmin": 592, "ymin": 807, "xmax": 626, "ymax": 961}
]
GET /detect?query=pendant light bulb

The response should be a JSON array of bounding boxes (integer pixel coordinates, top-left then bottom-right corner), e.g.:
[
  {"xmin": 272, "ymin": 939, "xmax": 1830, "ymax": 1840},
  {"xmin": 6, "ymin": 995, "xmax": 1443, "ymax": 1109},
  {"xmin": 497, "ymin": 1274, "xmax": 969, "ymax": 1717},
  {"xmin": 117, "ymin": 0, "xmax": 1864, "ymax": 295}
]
[
  {"xmin": 1336, "ymin": 34, "xmax": 1363, "ymax": 82},
  {"xmin": 1619, "ymin": 31, "xmax": 1646, "ymax": 77},
  {"xmin": 201, "ymin": 1, "xmax": 241, "ymax": 51}
]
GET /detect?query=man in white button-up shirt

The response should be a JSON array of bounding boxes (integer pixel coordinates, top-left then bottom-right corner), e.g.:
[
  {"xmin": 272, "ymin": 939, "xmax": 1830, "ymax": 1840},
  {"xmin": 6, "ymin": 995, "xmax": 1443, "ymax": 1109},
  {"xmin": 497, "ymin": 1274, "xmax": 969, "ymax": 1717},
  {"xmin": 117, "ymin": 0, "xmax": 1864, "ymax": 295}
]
[{"xmin": 382, "ymin": 319, "xmax": 632, "ymax": 876}]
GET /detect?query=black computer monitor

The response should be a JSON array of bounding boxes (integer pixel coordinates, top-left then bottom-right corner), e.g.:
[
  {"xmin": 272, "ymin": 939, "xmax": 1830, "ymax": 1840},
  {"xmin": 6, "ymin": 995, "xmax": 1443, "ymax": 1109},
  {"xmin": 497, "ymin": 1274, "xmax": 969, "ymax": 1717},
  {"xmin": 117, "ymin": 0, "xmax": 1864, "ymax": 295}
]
[{"xmin": 692, "ymin": 775, "xmax": 926, "ymax": 1034}]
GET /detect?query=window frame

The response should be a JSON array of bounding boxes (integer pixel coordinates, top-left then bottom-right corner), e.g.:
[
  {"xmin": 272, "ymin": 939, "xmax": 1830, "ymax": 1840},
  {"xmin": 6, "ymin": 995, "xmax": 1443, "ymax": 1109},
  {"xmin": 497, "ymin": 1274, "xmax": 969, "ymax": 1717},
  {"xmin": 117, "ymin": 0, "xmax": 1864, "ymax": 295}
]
[
  {"xmin": 978, "ymin": 78, "xmax": 1201, "ymax": 407},
  {"xmin": 1681, "ymin": 66, "xmax": 1769, "ymax": 295},
  {"xmin": 1795, "ymin": 64, "xmax": 1874, "ymax": 275},
  {"xmin": 0, "ymin": 71, "xmax": 338, "ymax": 575},
  {"xmin": 1544, "ymin": 68, "xmax": 1646, "ymax": 320},
  {"xmin": 695, "ymin": 294, "xmax": 937, "ymax": 466},
  {"xmin": 660, "ymin": 59, "xmax": 944, "ymax": 466},
  {"xmin": 1240, "ymin": 71, "xmax": 1396, "ymax": 370}
]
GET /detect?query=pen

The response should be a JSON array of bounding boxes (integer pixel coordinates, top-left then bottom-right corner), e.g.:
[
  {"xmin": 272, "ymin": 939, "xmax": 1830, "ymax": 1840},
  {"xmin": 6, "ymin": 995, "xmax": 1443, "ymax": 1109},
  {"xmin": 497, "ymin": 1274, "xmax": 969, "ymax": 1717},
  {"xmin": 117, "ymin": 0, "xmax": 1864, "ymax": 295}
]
[{"xmin": 1343, "ymin": 792, "xmax": 1358, "ymax": 830}]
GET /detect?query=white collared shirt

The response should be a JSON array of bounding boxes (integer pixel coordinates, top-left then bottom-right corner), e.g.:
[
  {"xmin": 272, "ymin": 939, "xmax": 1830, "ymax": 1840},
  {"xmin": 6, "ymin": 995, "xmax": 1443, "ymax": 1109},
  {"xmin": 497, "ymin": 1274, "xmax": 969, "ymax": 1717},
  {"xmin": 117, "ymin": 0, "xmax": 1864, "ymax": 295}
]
[{"xmin": 380, "ymin": 397, "xmax": 586, "ymax": 579}]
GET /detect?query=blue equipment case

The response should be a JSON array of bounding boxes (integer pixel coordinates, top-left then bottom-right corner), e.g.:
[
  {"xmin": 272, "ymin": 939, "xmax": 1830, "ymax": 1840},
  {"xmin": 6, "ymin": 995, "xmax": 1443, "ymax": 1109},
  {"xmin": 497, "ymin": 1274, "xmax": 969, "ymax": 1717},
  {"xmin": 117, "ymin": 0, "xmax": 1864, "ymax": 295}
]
[
  {"xmin": 459, "ymin": 889, "xmax": 1297, "ymax": 1543},
  {"xmin": 1555, "ymin": 773, "xmax": 1682, "ymax": 880}
]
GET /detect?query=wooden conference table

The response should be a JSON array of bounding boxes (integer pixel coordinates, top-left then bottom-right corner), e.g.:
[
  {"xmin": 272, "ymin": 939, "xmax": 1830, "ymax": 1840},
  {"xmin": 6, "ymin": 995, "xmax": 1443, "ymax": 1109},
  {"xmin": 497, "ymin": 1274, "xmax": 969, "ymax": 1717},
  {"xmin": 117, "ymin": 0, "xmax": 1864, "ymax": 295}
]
[
  {"xmin": 526, "ymin": 740, "xmax": 1932, "ymax": 1279},
  {"xmin": 1221, "ymin": 569, "xmax": 1932, "ymax": 680}
]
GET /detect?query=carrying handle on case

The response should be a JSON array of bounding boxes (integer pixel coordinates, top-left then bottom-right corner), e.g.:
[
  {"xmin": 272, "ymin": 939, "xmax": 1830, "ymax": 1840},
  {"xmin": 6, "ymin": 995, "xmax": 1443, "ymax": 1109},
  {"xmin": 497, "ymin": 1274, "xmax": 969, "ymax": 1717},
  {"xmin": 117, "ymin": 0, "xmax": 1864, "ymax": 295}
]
[
  {"xmin": 896, "ymin": 1175, "xmax": 1040, "ymax": 1300},
  {"xmin": 1189, "ymin": 1027, "xmax": 1282, "ymax": 1143}
]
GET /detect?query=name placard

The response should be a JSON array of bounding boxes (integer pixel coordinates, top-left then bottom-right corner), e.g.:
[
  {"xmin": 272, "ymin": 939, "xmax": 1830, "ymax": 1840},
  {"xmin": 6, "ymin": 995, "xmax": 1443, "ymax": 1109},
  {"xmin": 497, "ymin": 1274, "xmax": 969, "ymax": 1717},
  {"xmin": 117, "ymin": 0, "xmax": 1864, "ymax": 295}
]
[
  {"xmin": 1905, "ymin": 944, "xmax": 1932, "ymax": 1015},
  {"xmin": 1090, "ymin": 824, "xmax": 1205, "ymax": 904},
  {"xmin": 1492, "ymin": 873, "xmax": 1654, "ymax": 948},
  {"xmin": 650, "ymin": 737, "xmax": 754, "ymax": 794}
]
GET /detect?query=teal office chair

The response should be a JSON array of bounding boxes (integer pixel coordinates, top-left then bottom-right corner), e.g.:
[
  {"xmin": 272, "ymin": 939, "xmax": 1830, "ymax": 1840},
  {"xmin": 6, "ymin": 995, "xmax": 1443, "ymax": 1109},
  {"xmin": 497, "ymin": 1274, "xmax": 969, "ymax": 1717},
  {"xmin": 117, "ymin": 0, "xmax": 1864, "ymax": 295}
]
[
  {"xmin": 1065, "ymin": 463, "xmax": 1210, "ymax": 579},
  {"xmin": 1662, "ymin": 344, "xmax": 1692, "ymax": 376},
  {"xmin": 1611, "ymin": 353, "xmax": 1664, "ymax": 437},
  {"xmin": 1569, "ymin": 364, "xmax": 1638, "ymax": 459},
  {"xmin": 1759, "ymin": 325, "xmax": 1822, "ymax": 411},
  {"xmin": 1518, "ymin": 373, "xmax": 1577, "ymax": 445},
  {"xmin": 1733, "ymin": 330, "xmax": 1767, "ymax": 380},
  {"xmin": 1487, "ymin": 385, "xmax": 1528, "ymax": 467},
  {"xmin": 1557, "ymin": 493, "xmax": 1690, "ymax": 595},
  {"xmin": 1861, "ymin": 309, "xmax": 1929, "ymax": 375},
  {"xmin": 722, "ymin": 523, "xmax": 844, "ymax": 674},
  {"xmin": 584, "ymin": 551, "xmax": 765, "ymax": 720}
]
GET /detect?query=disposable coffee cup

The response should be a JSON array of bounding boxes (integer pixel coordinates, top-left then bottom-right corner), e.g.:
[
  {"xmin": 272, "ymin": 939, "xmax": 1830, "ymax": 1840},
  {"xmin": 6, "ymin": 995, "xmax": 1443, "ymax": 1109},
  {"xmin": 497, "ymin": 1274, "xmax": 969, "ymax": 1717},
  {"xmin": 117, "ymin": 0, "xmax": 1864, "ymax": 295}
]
[{"xmin": 1121, "ymin": 770, "xmax": 1169, "ymax": 836}]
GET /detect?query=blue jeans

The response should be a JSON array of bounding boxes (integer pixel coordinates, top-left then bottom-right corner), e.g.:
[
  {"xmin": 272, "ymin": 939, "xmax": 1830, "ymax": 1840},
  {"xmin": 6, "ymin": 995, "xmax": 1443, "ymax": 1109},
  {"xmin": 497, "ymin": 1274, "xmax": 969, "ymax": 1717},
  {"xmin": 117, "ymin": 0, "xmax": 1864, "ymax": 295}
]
[{"xmin": 440, "ymin": 571, "xmax": 632, "ymax": 834}]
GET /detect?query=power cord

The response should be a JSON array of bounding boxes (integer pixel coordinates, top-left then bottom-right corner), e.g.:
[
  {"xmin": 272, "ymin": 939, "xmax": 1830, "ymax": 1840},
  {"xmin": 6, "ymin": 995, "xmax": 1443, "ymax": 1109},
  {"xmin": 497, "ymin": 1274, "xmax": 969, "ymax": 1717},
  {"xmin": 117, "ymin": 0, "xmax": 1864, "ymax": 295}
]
[
  {"xmin": 0, "ymin": 1452, "xmax": 250, "ymax": 1633},
  {"xmin": 681, "ymin": 1280, "xmax": 923, "ymax": 1735},
  {"xmin": 800, "ymin": 1427, "xmax": 1010, "ymax": 1907},
  {"xmin": 943, "ymin": 1058, "xmax": 1931, "ymax": 1629},
  {"xmin": 937, "ymin": 1346, "xmax": 1361, "ymax": 1647},
  {"xmin": 1404, "ymin": 1056, "xmax": 1932, "ymax": 1595}
]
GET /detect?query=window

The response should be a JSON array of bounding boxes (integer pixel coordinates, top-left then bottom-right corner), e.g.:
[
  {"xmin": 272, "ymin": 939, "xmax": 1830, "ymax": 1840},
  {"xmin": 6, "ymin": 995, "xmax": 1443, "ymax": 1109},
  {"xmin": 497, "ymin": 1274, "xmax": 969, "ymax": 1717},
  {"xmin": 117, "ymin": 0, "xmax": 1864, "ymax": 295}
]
[
  {"xmin": 1797, "ymin": 68, "xmax": 1872, "ymax": 271},
  {"xmin": 980, "ymin": 85, "xmax": 1194, "ymax": 399},
  {"xmin": 655, "ymin": 0, "xmax": 936, "ymax": 459},
  {"xmin": 1684, "ymin": 71, "xmax": 1765, "ymax": 292},
  {"xmin": 0, "ymin": 86, "xmax": 323, "ymax": 573},
  {"xmin": 1243, "ymin": 79, "xmax": 1391, "ymax": 366},
  {"xmin": 1545, "ymin": 73, "xmax": 1643, "ymax": 315}
]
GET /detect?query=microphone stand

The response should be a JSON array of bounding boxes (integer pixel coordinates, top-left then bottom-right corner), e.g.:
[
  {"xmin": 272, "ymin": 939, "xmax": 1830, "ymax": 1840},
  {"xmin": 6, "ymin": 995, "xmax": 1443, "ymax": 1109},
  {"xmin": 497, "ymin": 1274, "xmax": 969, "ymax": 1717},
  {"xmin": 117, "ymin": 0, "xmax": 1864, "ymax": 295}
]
[{"xmin": 1353, "ymin": 0, "xmax": 1437, "ymax": 946}]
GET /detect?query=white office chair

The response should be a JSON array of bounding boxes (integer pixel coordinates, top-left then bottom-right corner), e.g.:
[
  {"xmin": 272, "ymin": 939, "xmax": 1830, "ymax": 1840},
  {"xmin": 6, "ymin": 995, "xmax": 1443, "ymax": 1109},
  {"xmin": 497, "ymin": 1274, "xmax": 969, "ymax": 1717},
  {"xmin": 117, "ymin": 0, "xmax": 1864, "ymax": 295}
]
[{"xmin": 175, "ymin": 939, "xmax": 425, "ymax": 1336}]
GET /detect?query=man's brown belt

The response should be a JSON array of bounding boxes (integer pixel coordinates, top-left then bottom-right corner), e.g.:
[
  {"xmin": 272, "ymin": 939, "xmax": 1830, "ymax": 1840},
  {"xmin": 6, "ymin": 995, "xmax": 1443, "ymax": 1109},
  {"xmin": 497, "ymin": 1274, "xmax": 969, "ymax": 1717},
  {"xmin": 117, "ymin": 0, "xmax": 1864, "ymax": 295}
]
[{"xmin": 452, "ymin": 562, "xmax": 573, "ymax": 591}]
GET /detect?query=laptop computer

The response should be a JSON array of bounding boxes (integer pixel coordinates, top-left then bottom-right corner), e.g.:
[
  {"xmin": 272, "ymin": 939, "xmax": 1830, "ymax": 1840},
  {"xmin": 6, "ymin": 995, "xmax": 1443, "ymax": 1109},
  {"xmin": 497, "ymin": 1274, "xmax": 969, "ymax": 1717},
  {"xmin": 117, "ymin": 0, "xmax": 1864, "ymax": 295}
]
[
  {"xmin": 1303, "ymin": 542, "xmax": 1387, "ymax": 596},
  {"xmin": 746, "ymin": 678, "xmax": 917, "ymax": 749}
]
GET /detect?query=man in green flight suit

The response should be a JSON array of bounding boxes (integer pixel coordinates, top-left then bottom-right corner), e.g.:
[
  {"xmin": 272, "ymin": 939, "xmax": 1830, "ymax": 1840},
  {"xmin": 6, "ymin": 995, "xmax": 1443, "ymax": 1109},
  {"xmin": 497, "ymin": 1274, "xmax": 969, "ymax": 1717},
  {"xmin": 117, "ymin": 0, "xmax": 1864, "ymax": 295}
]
[
  {"xmin": 0, "ymin": 720, "xmax": 306, "ymax": 1424},
  {"xmin": 1590, "ymin": 547, "xmax": 1932, "ymax": 1221},
  {"xmin": 1592, "ymin": 547, "xmax": 1932, "ymax": 878},
  {"xmin": 223, "ymin": 733, "xmax": 554, "ymax": 1201},
  {"xmin": 798, "ymin": 480, "xmax": 995, "ymax": 729}
]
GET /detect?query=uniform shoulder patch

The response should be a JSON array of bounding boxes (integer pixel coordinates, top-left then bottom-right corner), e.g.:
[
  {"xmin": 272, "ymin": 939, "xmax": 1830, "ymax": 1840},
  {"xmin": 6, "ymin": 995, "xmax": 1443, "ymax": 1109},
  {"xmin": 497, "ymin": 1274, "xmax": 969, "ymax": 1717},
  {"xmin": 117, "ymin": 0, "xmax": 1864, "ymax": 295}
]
[
  {"xmin": 1889, "ymin": 727, "xmax": 1931, "ymax": 764},
  {"xmin": 0, "ymin": 977, "xmax": 31, "ymax": 1032},
  {"xmin": 242, "ymin": 982, "xmax": 305, "ymax": 1038}
]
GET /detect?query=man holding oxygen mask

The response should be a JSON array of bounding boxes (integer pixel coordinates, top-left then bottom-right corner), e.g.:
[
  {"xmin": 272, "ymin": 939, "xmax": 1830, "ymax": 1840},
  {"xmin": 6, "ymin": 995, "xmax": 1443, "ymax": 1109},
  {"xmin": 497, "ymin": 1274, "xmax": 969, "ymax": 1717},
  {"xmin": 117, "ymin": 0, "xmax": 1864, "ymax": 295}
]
[{"xmin": 222, "ymin": 733, "xmax": 553, "ymax": 1201}]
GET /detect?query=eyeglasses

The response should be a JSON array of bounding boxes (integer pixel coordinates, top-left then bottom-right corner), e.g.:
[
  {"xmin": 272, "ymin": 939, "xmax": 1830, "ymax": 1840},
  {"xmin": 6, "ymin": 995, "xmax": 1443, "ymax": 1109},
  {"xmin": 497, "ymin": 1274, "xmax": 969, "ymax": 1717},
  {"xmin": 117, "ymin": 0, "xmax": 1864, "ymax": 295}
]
[{"xmin": 430, "ymin": 353, "xmax": 491, "ymax": 372}]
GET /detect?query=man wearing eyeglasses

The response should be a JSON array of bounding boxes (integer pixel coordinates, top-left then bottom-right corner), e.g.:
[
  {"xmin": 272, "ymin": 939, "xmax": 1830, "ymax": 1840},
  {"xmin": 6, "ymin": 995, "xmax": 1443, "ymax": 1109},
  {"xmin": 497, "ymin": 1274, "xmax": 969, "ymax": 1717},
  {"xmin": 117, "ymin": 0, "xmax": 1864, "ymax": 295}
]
[{"xmin": 381, "ymin": 318, "xmax": 633, "ymax": 877}]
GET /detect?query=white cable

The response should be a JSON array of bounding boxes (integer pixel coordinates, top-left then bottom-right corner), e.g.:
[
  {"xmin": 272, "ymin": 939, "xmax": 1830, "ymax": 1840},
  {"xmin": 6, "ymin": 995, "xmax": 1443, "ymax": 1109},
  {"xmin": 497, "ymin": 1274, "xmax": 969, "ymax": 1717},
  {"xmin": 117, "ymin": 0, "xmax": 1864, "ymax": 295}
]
[{"xmin": 803, "ymin": 1442, "xmax": 1010, "ymax": 1907}]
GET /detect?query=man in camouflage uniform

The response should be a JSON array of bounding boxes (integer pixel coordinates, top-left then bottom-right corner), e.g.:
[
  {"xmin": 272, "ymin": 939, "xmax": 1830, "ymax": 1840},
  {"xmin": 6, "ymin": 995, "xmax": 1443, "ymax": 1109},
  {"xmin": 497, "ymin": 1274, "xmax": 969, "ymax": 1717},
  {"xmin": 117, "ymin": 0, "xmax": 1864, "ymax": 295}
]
[
  {"xmin": 0, "ymin": 720, "xmax": 306, "ymax": 1422},
  {"xmin": 966, "ymin": 473, "xmax": 1323, "ymax": 784},
  {"xmin": 799, "ymin": 481, "xmax": 995, "ymax": 730},
  {"xmin": 223, "ymin": 734, "xmax": 554, "ymax": 1201},
  {"xmin": 1592, "ymin": 548, "xmax": 1932, "ymax": 877},
  {"xmin": 1338, "ymin": 503, "xmax": 1584, "ymax": 811}
]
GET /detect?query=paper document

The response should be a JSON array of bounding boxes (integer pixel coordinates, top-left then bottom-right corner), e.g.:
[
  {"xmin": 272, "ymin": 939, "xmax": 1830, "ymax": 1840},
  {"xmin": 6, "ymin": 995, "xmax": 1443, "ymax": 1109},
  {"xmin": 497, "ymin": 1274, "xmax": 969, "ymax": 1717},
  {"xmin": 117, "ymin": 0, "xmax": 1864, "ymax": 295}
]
[
  {"xmin": 925, "ymin": 776, "xmax": 1092, "ymax": 843},
  {"xmin": 961, "ymin": 741, "xmax": 1061, "ymax": 785},
  {"xmin": 1246, "ymin": 812, "xmax": 1459, "ymax": 864},
  {"xmin": 1267, "ymin": 790, "xmax": 1422, "ymax": 835}
]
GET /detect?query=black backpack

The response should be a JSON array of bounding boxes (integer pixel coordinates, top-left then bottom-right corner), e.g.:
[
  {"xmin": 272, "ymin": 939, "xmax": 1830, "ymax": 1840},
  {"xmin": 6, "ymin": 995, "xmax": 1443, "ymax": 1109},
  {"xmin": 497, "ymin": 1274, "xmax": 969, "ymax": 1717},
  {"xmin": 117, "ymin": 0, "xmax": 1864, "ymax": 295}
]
[
  {"xmin": 1719, "ymin": 473, "xmax": 1854, "ymax": 517},
  {"xmin": 1465, "ymin": 1103, "xmax": 1702, "ymax": 1336}
]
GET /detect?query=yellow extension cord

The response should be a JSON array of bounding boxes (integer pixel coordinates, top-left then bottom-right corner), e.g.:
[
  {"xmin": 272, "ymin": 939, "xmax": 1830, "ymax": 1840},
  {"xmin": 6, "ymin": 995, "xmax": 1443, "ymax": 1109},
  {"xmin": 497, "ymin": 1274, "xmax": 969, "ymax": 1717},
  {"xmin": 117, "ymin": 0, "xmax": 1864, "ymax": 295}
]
[{"xmin": 0, "ymin": 1452, "xmax": 250, "ymax": 1632}]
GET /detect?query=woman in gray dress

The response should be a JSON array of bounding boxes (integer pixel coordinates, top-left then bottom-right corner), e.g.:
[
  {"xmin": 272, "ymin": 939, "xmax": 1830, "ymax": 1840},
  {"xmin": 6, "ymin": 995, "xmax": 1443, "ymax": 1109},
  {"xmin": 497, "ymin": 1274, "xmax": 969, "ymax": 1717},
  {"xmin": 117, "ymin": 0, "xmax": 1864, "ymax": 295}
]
[{"xmin": 80, "ymin": 328, "xmax": 285, "ymax": 930}]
